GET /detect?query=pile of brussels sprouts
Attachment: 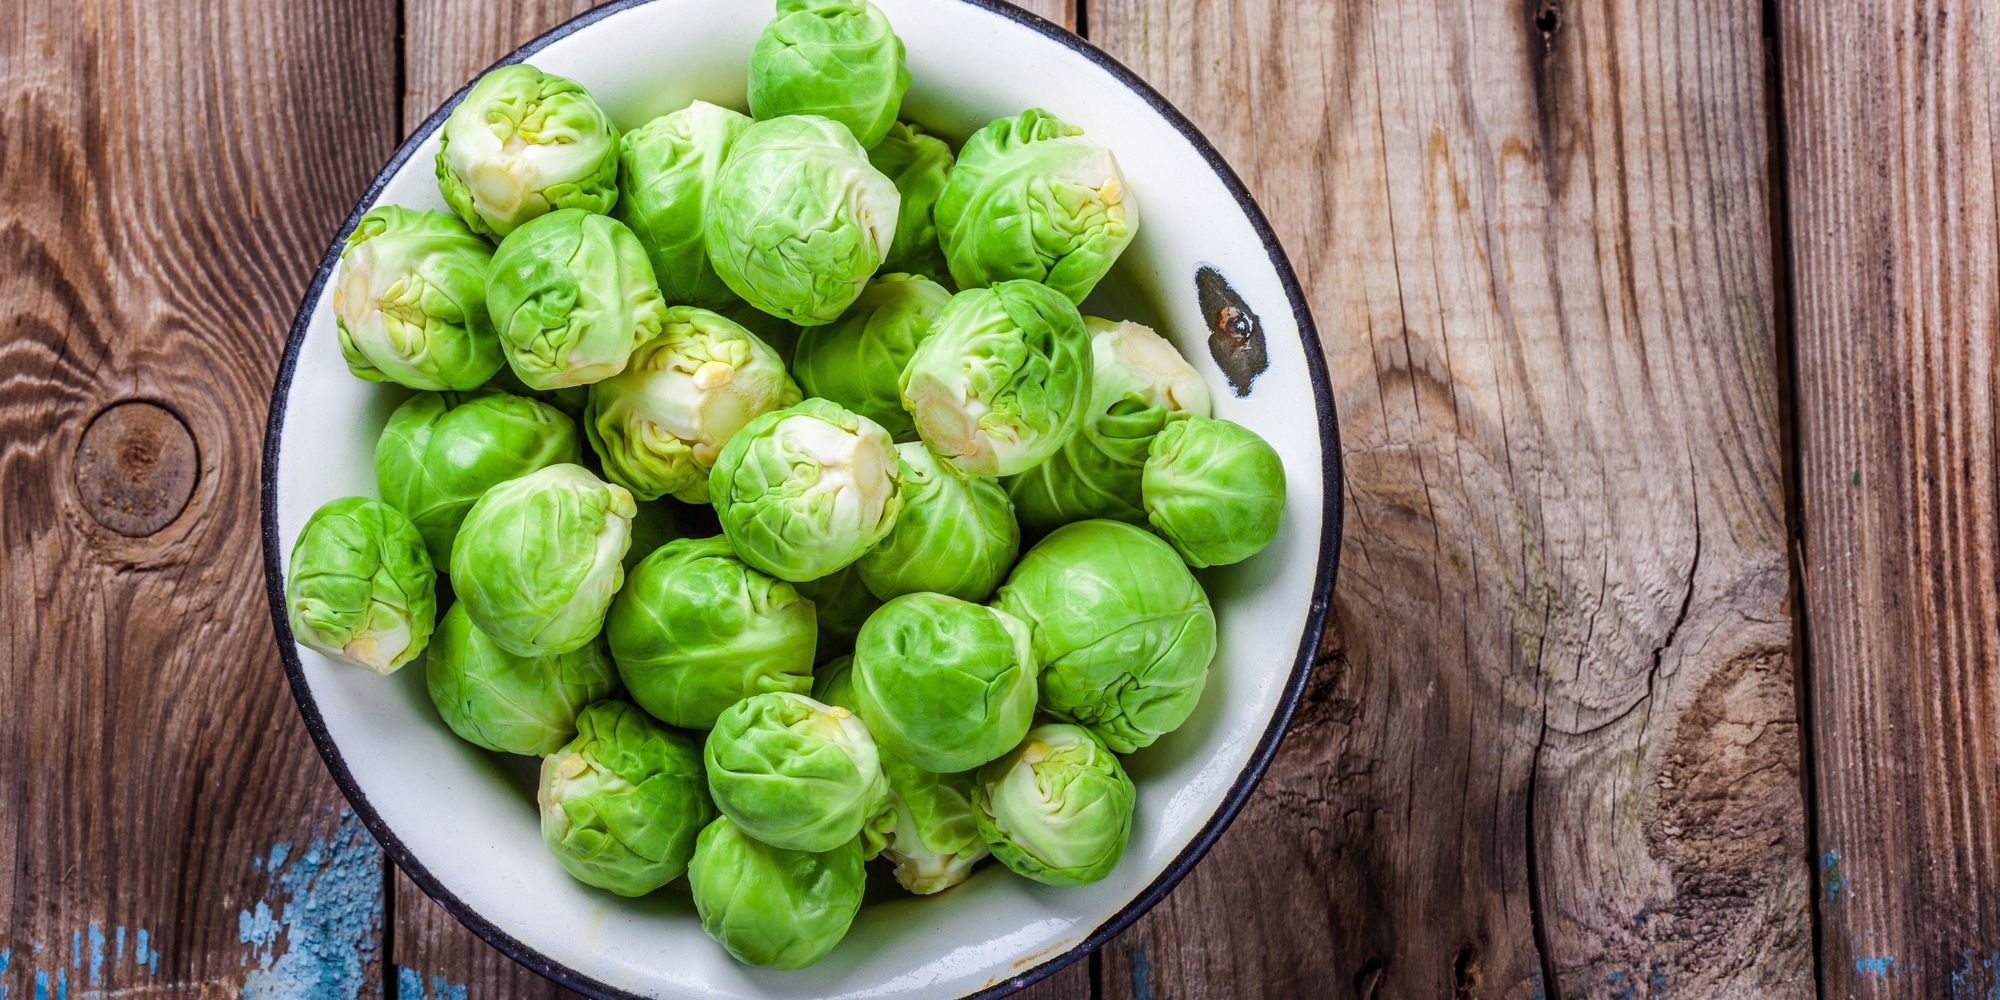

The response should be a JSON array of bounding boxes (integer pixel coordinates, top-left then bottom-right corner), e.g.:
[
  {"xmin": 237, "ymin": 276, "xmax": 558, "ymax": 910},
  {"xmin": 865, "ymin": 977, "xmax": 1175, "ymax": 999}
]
[{"xmin": 285, "ymin": 0, "xmax": 1287, "ymax": 971}]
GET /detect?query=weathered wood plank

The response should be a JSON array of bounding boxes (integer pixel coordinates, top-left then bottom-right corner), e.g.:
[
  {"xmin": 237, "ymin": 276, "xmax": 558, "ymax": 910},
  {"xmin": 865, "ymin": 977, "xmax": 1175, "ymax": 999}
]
[
  {"xmin": 0, "ymin": 0, "xmax": 400, "ymax": 996},
  {"xmin": 1088, "ymin": 1, "xmax": 1810, "ymax": 996},
  {"xmin": 1780, "ymin": 2, "xmax": 2000, "ymax": 996}
]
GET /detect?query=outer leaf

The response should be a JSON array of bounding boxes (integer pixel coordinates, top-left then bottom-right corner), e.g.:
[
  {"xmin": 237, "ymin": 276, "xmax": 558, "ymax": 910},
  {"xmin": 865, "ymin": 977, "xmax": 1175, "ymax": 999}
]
[
  {"xmin": 934, "ymin": 108, "xmax": 1136, "ymax": 304},
  {"xmin": 605, "ymin": 535, "xmax": 815, "ymax": 729},
  {"xmin": 435, "ymin": 63, "xmax": 620, "ymax": 239},
  {"xmin": 450, "ymin": 464, "xmax": 635, "ymax": 656},
  {"xmin": 687, "ymin": 817, "xmax": 865, "ymax": 969},
  {"xmin": 333, "ymin": 206, "xmax": 501, "ymax": 391},
  {"xmin": 538, "ymin": 700, "xmax": 713, "ymax": 896},
  {"xmin": 972, "ymin": 723, "xmax": 1134, "ymax": 887},
  {"xmin": 703, "ymin": 115, "xmax": 899, "ymax": 326},
  {"xmin": 285, "ymin": 496, "xmax": 437, "ymax": 674},
  {"xmin": 993, "ymin": 519, "xmax": 1215, "ymax": 752},
  {"xmin": 747, "ymin": 0, "xmax": 909, "ymax": 149}
]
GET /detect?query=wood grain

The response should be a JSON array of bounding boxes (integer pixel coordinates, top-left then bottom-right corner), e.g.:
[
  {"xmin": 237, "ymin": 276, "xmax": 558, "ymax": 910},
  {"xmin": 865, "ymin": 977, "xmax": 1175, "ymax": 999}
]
[
  {"xmin": 1779, "ymin": 2, "xmax": 2000, "ymax": 997},
  {"xmin": 0, "ymin": 0, "xmax": 399, "ymax": 995},
  {"xmin": 1088, "ymin": 1, "xmax": 1811, "ymax": 996}
]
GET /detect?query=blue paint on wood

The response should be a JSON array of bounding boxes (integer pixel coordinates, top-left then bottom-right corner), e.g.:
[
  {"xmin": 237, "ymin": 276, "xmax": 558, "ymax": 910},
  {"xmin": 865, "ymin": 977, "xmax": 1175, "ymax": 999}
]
[
  {"xmin": 395, "ymin": 967, "xmax": 469, "ymax": 1000},
  {"xmin": 113, "ymin": 927, "xmax": 124, "ymax": 963},
  {"xmin": 85, "ymin": 926, "xmax": 105, "ymax": 987},
  {"xmin": 1855, "ymin": 956, "xmax": 1899, "ymax": 976},
  {"xmin": 1948, "ymin": 949, "xmax": 2000, "ymax": 1000},
  {"xmin": 133, "ymin": 930, "xmax": 149, "ymax": 970},
  {"xmin": 1607, "ymin": 969, "xmax": 1636, "ymax": 1000},
  {"xmin": 31, "ymin": 969, "xmax": 47, "ymax": 1000},
  {"xmin": 237, "ymin": 810, "xmax": 383, "ymax": 999},
  {"xmin": 1822, "ymin": 851, "xmax": 1848, "ymax": 901},
  {"xmin": 1129, "ymin": 947, "xmax": 1159, "ymax": 1000}
]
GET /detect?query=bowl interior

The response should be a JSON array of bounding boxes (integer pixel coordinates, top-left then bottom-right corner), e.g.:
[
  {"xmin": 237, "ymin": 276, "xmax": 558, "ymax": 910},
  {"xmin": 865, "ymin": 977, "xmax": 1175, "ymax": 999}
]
[{"xmin": 267, "ymin": 1, "xmax": 1332, "ymax": 997}]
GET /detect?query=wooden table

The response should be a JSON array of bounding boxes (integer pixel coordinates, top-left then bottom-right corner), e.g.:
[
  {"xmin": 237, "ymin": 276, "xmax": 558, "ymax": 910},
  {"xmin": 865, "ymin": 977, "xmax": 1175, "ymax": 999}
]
[{"xmin": 4, "ymin": 0, "xmax": 1994, "ymax": 996}]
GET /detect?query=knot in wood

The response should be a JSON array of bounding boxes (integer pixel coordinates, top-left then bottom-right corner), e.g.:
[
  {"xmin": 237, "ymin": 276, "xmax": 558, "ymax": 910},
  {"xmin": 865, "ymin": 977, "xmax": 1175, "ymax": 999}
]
[{"xmin": 74, "ymin": 401, "xmax": 198, "ymax": 537}]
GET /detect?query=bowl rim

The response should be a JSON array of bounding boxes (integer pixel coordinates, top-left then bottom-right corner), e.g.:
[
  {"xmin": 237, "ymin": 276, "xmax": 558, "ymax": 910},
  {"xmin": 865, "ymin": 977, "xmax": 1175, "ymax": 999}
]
[{"xmin": 259, "ymin": 0, "xmax": 1344, "ymax": 995}]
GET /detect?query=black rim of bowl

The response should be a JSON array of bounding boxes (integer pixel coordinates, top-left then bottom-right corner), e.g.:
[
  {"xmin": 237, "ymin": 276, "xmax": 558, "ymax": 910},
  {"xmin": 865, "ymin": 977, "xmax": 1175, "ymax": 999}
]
[{"xmin": 259, "ymin": 0, "xmax": 1345, "ymax": 996}]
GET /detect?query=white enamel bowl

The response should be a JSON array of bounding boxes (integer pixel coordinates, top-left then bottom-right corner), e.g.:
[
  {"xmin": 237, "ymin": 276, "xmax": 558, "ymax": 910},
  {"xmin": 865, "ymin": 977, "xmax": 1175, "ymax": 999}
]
[{"xmin": 262, "ymin": 1, "xmax": 1340, "ymax": 996}]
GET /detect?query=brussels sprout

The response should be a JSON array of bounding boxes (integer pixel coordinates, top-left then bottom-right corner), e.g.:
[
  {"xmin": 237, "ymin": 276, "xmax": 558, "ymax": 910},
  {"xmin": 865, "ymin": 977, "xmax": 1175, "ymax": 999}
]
[
  {"xmin": 435, "ymin": 64, "xmax": 620, "ymax": 240},
  {"xmin": 790, "ymin": 273, "xmax": 949, "ymax": 441},
  {"xmin": 488, "ymin": 209, "xmax": 668, "ymax": 390},
  {"xmin": 605, "ymin": 536, "xmax": 815, "ymax": 729},
  {"xmin": 613, "ymin": 102, "xmax": 751, "ymax": 308},
  {"xmin": 852, "ymin": 593, "xmax": 1037, "ymax": 772},
  {"xmin": 427, "ymin": 603, "xmax": 618, "ymax": 755},
  {"xmin": 868, "ymin": 123, "xmax": 953, "ymax": 279},
  {"xmin": 286, "ymin": 497, "xmax": 437, "ymax": 675},
  {"xmin": 793, "ymin": 565, "xmax": 880, "ymax": 664},
  {"xmin": 585, "ymin": 307, "xmax": 802, "ymax": 503},
  {"xmin": 994, "ymin": 520, "xmax": 1215, "ymax": 752},
  {"xmin": 332, "ymin": 206, "xmax": 503, "ymax": 391},
  {"xmin": 972, "ymin": 723, "xmax": 1135, "ymax": 887},
  {"xmin": 747, "ymin": 0, "xmax": 909, "ymax": 149},
  {"xmin": 704, "ymin": 115, "xmax": 899, "ymax": 326},
  {"xmin": 710, "ymin": 398, "xmax": 904, "ymax": 582},
  {"xmin": 704, "ymin": 691, "xmax": 890, "ymax": 852},
  {"xmin": 375, "ymin": 390, "xmax": 581, "ymax": 565},
  {"xmin": 879, "ymin": 756, "xmax": 987, "ymax": 894},
  {"xmin": 934, "ymin": 109, "xmax": 1136, "ymax": 304},
  {"xmin": 688, "ymin": 817, "xmax": 865, "ymax": 970},
  {"xmin": 539, "ymin": 700, "xmax": 713, "ymax": 896},
  {"xmin": 899, "ymin": 280, "xmax": 1093, "ymax": 477},
  {"xmin": 857, "ymin": 443, "xmax": 1018, "ymax": 602},
  {"xmin": 450, "ymin": 464, "xmax": 635, "ymax": 657},
  {"xmin": 1006, "ymin": 317, "xmax": 1211, "ymax": 531},
  {"xmin": 1142, "ymin": 416, "xmax": 1286, "ymax": 567}
]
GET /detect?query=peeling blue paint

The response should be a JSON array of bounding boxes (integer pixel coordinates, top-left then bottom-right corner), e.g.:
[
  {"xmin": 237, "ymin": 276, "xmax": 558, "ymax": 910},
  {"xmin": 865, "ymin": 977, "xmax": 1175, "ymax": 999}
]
[
  {"xmin": 1855, "ymin": 956, "xmax": 1899, "ymax": 976},
  {"xmin": 1130, "ymin": 947, "xmax": 1159, "ymax": 1000},
  {"xmin": 85, "ymin": 927, "xmax": 104, "ymax": 987},
  {"xmin": 1948, "ymin": 949, "xmax": 2000, "ymax": 1000},
  {"xmin": 1607, "ymin": 969, "xmax": 1636, "ymax": 1000},
  {"xmin": 396, "ymin": 968, "xmax": 471, "ymax": 1000},
  {"xmin": 1822, "ymin": 851, "xmax": 1847, "ymax": 901},
  {"xmin": 236, "ymin": 810, "xmax": 383, "ymax": 999},
  {"xmin": 113, "ymin": 927, "xmax": 124, "ymax": 963},
  {"xmin": 133, "ymin": 929, "xmax": 149, "ymax": 972}
]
